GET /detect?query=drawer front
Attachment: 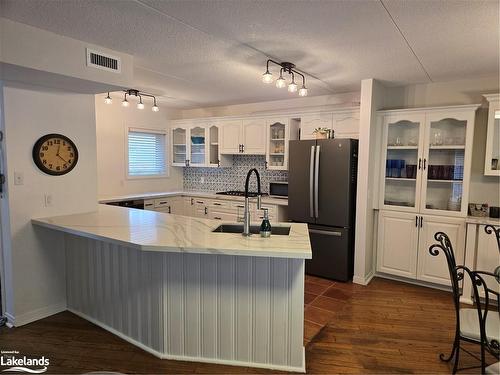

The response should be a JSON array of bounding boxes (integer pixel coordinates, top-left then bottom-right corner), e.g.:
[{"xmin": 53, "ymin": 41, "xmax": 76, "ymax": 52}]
[
  {"xmin": 210, "ymin": 211, "xmax": 239, "ymax": 222},
  {"xmin": 210, "ymin": 199, "xmax": 231, "ymax": 210},
  {"xmin": 144, "ymin": 199, "xmax": 155, "ymax": 210},
  {"xmin": 154, "ymin": 198, "xmax": 171, "ymax": 208}
]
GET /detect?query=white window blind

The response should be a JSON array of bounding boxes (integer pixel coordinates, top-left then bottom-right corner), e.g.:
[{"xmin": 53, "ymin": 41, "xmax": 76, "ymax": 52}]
[{"xmin": 128, "ymin": 129, "xmax": 167, "ymax": 176}]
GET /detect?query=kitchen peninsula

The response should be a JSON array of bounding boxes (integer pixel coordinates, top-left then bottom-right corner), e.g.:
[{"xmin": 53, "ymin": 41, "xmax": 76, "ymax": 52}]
[{"xmin": 32, "ymin": 204, "xmax": 311, "ymax": 372}]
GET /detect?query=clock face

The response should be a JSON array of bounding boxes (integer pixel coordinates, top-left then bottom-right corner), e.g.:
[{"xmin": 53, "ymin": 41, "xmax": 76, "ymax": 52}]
[{"xmin": 32, "ymin": 134, "xmax": 78, "ymax": 176}]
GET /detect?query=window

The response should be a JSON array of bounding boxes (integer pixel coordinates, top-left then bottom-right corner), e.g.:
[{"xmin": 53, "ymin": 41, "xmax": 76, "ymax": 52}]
[{"xmin": 127, "ymin": 128, "xmax": 167, "ymax": 177}]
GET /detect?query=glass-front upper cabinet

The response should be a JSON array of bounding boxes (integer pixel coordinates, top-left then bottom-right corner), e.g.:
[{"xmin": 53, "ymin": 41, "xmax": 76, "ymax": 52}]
[
  {"xmin": 172, "ymin": 127, "xmax": 188, "ymax": 166},
  {"xmin": 484, "ymin": 94, "xmax": 500, "ymax": 176},
  {"xmin": 421, "ymin": 111, "xmax": 475, "ymax": 216},
  {"xmin": 380, "ymin": 114, "xmax": 425, "ymax": 211},
  {"xmin": 189, "ymin": 126, "xmax": 207, "ymax": 166},
  {"xmin": 266, "ymin": 119, "xmax": 288, "ymax": 170},
  {"xmin": 379, "ymin": 105, "xmax": 477, "ymax": 217}
]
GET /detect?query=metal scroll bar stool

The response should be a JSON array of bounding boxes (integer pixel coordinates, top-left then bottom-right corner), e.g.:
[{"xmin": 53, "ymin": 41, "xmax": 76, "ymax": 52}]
[{"xmin": 429, "ymin": 232, "xmax": 497, "ymax": 373}]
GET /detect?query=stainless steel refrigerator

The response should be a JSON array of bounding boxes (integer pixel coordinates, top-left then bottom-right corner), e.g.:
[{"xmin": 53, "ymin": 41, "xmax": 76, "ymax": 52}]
[{"xmin": 288, "ymin": 139, "xmax": 358, "ymax": 281}]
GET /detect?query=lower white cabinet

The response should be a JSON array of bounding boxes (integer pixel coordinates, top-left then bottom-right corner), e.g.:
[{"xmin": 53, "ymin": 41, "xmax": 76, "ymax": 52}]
[
  {"xmin": 377, "ymin": 211, "xmax": 419, "ymax": 278},
  {"xmin": 417, "ymin": 215, "xmax": 465, "ymax": 285},
  {"xmin": 377, "ymin": 210, "xmax": 465, "ymax": 286}
]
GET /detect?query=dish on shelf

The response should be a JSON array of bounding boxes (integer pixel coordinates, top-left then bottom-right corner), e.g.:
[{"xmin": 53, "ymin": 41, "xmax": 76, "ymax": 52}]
[
  {"xmin": 384, "ymin": 200, "xmax": 412, "ymax": 207},
  {"xmin": 191, "ymin": 136, "xmax": 205, "ymax": 144}
]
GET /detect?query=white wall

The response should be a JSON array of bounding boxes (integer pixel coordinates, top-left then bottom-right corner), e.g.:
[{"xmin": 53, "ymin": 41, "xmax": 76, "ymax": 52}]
[
  {"xmin": 176, "ymin": 92, "xmax": 360, "ymax": 119},
  {"xmin": 1, "ymin": 83, "xmax": 97, "ymax": 325},
  {"xmin": 95, "ymin": 92, "xmax": 183, "ymax": 198}
]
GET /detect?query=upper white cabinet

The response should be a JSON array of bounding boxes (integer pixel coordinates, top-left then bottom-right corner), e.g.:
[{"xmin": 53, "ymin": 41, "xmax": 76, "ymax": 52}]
[
  {"xmin": 189, "ymin": 126, "xmax": 207, "ymax": 167},
  {"xmin": 219, "ymin": 119, "xmax": 266, "ymax": 155},
  {"xmin": 219, "ymin": 120, "xmax": 242, "ymax": 154},
  {"xmin": 379, "ymin": 105, "xmax": 477, "ymax": 217},
  {"xmin": 265, "ymin": 118, "xmax": 299, "ymax": 170},
  {"xmin": 241, "ymin": 118, "xmax": 267, "ymax": 154},
  {"xmin": 169, "ymin": 106, "xmax": 360, "ymax": 167},
  {"xmin": 172, "ymin": 126, "xmax": 189, "ymax": 167},
  {"xmin": 484, "ymin": 94, "xmax": 500, "ymax": 176}
]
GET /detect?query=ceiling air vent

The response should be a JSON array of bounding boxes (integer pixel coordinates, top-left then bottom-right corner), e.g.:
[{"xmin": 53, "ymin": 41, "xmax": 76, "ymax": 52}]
[{"xmin": 86, "ymin": 48, "xmax": 121, "ymax": 73}]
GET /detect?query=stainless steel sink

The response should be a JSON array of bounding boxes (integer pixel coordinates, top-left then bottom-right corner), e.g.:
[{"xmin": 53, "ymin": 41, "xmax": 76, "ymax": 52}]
[{"xmin": 212, "ymin": 224, "xmax": 291, "ymax": 236}]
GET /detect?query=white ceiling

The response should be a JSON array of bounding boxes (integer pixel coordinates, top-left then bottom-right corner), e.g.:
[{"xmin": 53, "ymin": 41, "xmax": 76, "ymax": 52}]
[{"xmin": 1, "ymin": 0, "xmax": 498, "ymax": 108}]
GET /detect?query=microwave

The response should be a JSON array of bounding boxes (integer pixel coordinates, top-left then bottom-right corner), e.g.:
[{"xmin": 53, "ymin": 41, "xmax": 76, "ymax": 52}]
[{"xmin": 269, "ymin": 182, "xmax": 288, "ymax": 198}]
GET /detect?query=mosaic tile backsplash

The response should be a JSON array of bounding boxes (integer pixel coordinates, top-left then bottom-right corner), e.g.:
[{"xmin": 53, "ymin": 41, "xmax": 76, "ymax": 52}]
[{"xmin": 183, "ymin": 155, "xmax": 288, "ymax": 193}]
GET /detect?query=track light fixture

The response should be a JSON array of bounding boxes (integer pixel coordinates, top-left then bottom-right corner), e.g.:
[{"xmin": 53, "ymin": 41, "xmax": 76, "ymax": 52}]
[
  {"xmin": 104, "ymin": 89, "xmax": 160, "ymax": 112},
  {"xmin": 262, "ymin": 60, "xmax": 308, "ymax": 97},
  {"xmin": 104, "ymin": 92, "xmax": 112, "ymax": 104}
]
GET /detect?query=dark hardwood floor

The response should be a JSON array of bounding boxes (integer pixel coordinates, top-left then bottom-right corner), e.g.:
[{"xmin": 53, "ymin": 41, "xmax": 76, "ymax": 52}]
[{"xmin": 0, "ymin": 277, "xmax": 494, "ymax": 374}]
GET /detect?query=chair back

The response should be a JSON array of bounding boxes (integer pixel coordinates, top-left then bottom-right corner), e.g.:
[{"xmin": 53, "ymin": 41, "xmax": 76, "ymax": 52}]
[
  {"xmin": 469, "ymin": 270, "xmax": 500, "ymax": 358},
  {"xmin": 429, "ymin": 232, "xmax": 462, "ymax": 312},
  {"xmin": 484, "ymin": 224, "xmax": 500, "ymax": 253}
]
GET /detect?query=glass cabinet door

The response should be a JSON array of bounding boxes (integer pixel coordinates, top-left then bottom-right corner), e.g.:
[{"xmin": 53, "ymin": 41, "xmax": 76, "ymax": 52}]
[
  {"xmin": 267, "ymin": 119, "xmax": 287, "ymax": 169},
  {"xmin": 208, "ymin": 125, "xmax": 220, "ymax": 166},
  {"xmin": 172, "ymin": 128, "xmax": 187, "ymax": 165},
  {"xmin": 189, "ymin": 126, "xmax": 207, "ymax": 166},
  {"xmin": 422, "ymin": 116, "xmax": 468, "ymax": 214},
  {"xmin": 382, "ymin": 115, "xmax": 424, "ymax": 211}
]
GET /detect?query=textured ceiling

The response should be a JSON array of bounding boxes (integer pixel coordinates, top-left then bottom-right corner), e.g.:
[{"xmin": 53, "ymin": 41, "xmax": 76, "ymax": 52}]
[{"xmin": 1, "ymin": 0, "xmax": 498, "ymax": 108}]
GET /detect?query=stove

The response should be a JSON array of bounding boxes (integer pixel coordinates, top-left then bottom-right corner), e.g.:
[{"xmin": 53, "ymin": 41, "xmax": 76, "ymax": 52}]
[{"xmin": 216, "ymin": 190, "xmax": 268, "ymax": 197}]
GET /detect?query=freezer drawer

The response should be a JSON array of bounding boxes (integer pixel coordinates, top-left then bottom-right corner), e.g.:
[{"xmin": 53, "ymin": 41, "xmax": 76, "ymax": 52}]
[{"xmin": 306, "ymin": 226, "xmax": 353, "ymax": 282}]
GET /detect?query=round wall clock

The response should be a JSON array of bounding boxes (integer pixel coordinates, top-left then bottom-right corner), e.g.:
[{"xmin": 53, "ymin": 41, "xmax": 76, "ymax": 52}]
[{"xmin": 32, "ymin": 133, "xmax": 79, "ymax": 176}]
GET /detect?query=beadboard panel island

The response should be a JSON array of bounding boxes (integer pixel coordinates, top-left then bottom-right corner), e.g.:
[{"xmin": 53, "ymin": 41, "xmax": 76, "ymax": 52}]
[{"xmin": 32, "ymin": 205, "xmax": 311, "ymax": 372}]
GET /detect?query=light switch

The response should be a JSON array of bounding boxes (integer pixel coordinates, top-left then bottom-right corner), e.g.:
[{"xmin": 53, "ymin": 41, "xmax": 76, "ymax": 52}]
[
  {"xmin": 44, "ymin": 194, "xmax": 53, "ymax": 207},
  {"xmin": 14, "ymin": 171, "xmax": 24, "ymax": 185}
]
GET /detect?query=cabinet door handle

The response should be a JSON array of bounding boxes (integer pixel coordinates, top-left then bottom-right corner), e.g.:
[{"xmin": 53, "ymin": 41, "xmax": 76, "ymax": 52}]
[
  {"xmin": 196, "ymin": 200, "xmax": 204, "ymax": 204},
  {"xmin": 191, "ymin": 198, "xmax": 194, "ymax": 205},
  {"xmin": 420, "ymin": 216, "xmax": 423, "ymax": 228},
  {"xmin": 168, "ymin": 206, "xmax": 171, "ymax": 214},
  {"xmin": 204, "ymin": 207, "xmax": 208, "ymax": 215},
  {"xmin": 242, "ymin": 144, "xmax": 245, "ymax": 152},
  {"xmin": 213, "ymin": 202, "xmax": 222, "ymax": 206},
  {"xmin": 418, "ymin": 158, "xmax": 422, "ymax": 170},
  {"xmin": 218, "ymin": 160, "xmax": 220, "ymax": 167},
  {"xmin": 214, "ymin": 216, "xmax": 222, "ymax": 220},
  {"xmin": 423, "ymin": 159, "xmax": 427, "ymax": 170},
  {"xmin": 415, "ymin": 215, "xmax": 418, "ymax": 227}
]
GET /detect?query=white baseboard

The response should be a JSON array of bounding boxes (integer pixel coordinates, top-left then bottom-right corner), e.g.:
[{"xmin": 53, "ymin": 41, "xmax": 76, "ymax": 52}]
[
  {"xmin": 353, "ymin": 270, "xmax": 374, "ymax": 286},
  {"xmin": 11, "ymin": 301, "xmax": 67, "ymax": 326},
  {"xmin": 376, "ymin": 272, "xmax": 452, "ymax": 292},
  {"xmin": 69, "ymin": 308, "xmax": 306, "ymax": 373}
]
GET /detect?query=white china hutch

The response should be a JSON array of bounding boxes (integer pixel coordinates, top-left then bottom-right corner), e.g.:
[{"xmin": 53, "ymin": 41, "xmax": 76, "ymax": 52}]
[
  {"xmin": 375, "ymin": 104, "xmax": 479, "ymax": 286},
  {"xmin": 169, "ymin": 107, "xmax": 359, "ymax": 170}
]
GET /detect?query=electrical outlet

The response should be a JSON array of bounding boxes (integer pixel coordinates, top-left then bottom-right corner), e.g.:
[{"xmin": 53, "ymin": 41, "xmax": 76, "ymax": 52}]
[
  {"xmin": 14, "ymin": 171, "xmax": 24, "ymax": 185},
  {"xmin": 200, "ymin": 177, "xmax": 205, "ymax": 183},
  {"xmin": 44, "ymin": 194, "xmax": 53, "ymax": 207}
]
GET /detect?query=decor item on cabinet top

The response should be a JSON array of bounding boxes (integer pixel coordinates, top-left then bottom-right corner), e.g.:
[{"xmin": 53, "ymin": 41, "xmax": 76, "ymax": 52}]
[
  {"xmin": 104, "ymin": 89, "xmax": 159, "ymax": 112},
  {"xmin": 313, "ymin": 128, "xmax": 333, "ymax": 140},
  {"xmin": 261, "ymin": 59, "xmax": 308, "ymax": 96},
  {"xmin": 469, "ymin": 203, "xmax": 488, "ymax": 217}
]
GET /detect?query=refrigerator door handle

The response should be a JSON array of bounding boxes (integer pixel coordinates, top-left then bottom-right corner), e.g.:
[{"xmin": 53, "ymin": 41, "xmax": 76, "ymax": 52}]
[
  {"xmin": 309, "ymin": 228, "xmax": 342, "ymax": 236},
  {"xmin": 314, "ymin": 145, "xmax": 320, "ymax": 218},
  {"xmin": 309, "ymin": 145, "xmax": 315, "ymax": 217}
]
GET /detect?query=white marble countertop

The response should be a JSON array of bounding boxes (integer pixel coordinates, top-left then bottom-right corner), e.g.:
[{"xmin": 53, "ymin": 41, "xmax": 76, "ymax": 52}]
[
  {"xmin": 32, "ymin": 204, "xmax": 311, "ymax": 259},
  {"xmin": 465, "ymin": 216, "xmax": 500, "ymax": 226},
  {"xmin": 99, "ymin": 191, "xmax": 289, "ymax": 206}
]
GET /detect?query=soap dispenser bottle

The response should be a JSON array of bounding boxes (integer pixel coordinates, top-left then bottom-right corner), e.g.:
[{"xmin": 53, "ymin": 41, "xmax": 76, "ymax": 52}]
[{"xmin": 260, "ymin": 208, "xmax": 272, "ymax": 237}]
